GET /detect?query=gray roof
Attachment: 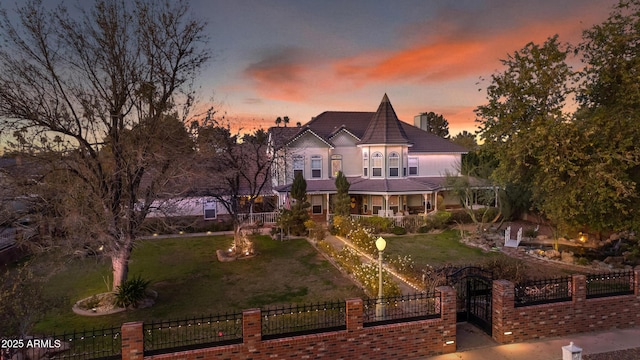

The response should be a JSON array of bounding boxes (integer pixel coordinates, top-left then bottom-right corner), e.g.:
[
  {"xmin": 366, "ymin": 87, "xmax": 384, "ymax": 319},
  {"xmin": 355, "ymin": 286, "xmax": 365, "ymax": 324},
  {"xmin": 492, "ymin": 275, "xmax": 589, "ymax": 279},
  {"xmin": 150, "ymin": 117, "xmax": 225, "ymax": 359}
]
[
  {"xmin": 357, "ymin": 94, "xmax": 411, "ymax": 145},
  {"xmin": 268, "ymin": 95, "xmax": 467, "ymax": 154},
  {"xmin": 274, "ymin": 176, "xmax": 449, "ymax": 194}
]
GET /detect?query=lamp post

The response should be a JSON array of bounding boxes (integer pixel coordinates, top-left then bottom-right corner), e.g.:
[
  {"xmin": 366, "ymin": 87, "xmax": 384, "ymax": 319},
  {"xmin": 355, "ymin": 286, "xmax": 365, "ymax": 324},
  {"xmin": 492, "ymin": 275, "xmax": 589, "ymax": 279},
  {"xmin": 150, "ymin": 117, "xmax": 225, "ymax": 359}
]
[{"xmin": 375, "ymin": 236, "xmax": 387, "ymax": 319}]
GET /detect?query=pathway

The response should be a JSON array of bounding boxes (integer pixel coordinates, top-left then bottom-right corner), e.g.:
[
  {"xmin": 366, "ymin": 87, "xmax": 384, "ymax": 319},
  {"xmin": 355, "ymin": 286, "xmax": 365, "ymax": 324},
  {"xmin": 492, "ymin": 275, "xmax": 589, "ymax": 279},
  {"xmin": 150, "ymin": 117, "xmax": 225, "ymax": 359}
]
[{"xmin": 320, "ymin": 234, "xmax": 421, "ymax": 295}]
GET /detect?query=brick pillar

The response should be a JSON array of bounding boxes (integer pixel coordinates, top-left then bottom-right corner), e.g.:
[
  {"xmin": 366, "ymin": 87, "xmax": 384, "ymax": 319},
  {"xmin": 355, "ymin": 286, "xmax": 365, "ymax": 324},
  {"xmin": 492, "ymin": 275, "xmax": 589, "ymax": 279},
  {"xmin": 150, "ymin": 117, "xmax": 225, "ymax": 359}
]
[
  {"xmin": 492, "ymin": 280, "xmax": 514, "ymax": 344},
  {"xmin": 243, "ymin": 308, "xmax": 261, "ymax": 352},
  {"xmin": 121, "ymin": 322, "xmax": 144, "ymax": 360},
  {"xmin": 572, "ymin": 274, "xmax": 587, "ymax": 330},
  {"xmin": 346, "ymin": 298, "xmax": 363, "ymax": 331},
  {"xmin": 634, "ymin": 269, "xmax": 640, "ymax": 296},
  {"xmin": 437, "ymin": 286, "xmax": 457, "ymax": 354}
]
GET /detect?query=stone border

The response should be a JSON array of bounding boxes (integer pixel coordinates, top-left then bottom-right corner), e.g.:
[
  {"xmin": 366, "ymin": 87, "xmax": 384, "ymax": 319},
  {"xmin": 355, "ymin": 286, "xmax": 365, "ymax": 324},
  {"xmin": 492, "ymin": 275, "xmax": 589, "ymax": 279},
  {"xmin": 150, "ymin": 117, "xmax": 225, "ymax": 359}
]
[{"xmin": 72, "ymin": 293, "xmax": 126, "ymax": 316}]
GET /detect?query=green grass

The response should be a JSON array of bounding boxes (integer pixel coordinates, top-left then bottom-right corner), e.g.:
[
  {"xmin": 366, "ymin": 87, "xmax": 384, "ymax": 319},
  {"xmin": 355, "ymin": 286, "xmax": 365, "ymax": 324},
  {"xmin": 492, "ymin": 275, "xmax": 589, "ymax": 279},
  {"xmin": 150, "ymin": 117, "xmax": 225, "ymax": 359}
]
[
  {"xmin": 33, "ymin": 235, "xmax": 364, "ymax": 334},
  {"xmin": 383, "ymin": 229, "xmax": 502, "ymax": 267}
]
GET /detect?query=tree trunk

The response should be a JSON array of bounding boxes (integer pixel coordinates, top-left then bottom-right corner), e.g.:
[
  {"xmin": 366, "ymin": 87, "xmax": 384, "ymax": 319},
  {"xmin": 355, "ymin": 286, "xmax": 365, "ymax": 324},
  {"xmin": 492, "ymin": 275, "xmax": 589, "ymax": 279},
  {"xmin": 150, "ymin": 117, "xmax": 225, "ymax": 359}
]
[{"xmin": 111, "ymin": 247, "xmax": 132, "ymax": 290}]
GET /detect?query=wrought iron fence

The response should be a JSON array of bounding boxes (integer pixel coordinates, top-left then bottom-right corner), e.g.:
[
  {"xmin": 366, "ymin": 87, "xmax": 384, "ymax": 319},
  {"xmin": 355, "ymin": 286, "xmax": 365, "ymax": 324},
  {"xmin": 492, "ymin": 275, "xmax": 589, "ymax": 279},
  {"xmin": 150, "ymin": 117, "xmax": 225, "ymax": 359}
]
[
  {"xmin": 261, "ymin": 301, "xmax": 346, "ymax": 340},
  {"xmin": 143, "ymin": 312, "xmax": 243, "ymax": 356},
  {"xmin": 515, "ymin": 276, "xmax": 572, "ymax": 307},
  {"xmin": 8, "ymin": 326, "xmax": 123, "ymax": 360},
  {"xmin": 363, "ymin": 292, "xmax": 441, "ymax": 326},
  {"xmin": 586, "ymin": 270, "xmax": 635, "ymax": 299}
]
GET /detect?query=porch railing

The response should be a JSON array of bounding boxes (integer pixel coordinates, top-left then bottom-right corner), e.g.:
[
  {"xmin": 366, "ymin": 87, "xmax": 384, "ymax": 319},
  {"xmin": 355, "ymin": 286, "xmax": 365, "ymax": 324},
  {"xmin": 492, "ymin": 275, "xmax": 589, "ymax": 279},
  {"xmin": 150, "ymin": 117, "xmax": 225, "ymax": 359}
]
[{"xmin": 238, "ymin": 212, "xmax": 278, "ymax": 224}]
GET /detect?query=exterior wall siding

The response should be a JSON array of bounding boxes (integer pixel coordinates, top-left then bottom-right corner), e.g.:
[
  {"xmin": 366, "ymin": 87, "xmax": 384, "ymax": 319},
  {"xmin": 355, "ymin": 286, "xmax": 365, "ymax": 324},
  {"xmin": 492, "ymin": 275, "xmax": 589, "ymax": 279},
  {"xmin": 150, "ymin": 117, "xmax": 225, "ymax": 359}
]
[{"xmin": 416, "ymin": 154, "xmax": 461, "ymax": 177}]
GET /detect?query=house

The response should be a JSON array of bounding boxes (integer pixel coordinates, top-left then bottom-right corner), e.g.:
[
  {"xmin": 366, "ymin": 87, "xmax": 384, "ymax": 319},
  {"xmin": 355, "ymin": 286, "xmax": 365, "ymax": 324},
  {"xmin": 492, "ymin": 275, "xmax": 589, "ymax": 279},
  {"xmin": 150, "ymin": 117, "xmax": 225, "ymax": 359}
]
[{"xmin": 268, "ymin": 94, "xmax": 471, "ymax": 221}]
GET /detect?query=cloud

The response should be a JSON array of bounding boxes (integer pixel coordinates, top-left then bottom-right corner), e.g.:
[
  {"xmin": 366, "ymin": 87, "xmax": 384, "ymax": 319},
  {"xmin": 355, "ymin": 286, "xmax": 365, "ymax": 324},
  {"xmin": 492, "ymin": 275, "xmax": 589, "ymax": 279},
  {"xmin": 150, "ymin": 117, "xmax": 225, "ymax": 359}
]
[
  {"xmin": 240, "ymin": 0, "xmax": 613, "ymax": 104},
  {"xmin": 243, "ymin": 47, "xmax": 317, "ymax": 102}
]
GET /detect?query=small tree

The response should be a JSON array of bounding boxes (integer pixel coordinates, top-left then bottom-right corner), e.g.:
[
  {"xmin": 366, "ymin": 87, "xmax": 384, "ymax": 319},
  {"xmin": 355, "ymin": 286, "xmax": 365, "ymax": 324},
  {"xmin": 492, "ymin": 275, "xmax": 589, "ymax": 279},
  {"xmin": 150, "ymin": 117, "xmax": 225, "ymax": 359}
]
[
  {"xmin": 333, "ymin": 171, "xmax": 351, "ymax": 217},
  {"xmin": 278, "ymin": 172, "xmax": 310, "ymax": 236}
]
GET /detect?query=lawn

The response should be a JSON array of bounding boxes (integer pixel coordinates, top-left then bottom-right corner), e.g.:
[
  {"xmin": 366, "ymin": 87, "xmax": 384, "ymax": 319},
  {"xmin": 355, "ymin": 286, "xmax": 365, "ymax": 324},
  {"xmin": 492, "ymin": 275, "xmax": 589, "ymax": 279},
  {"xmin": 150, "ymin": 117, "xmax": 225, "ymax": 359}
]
[
  {"xmin": 383, "ymin": 229, "xmax": 502, "ymax": 267},
  {"xmin": 33, "ymin": 235, "xmax": 365, "ymax": 334}
]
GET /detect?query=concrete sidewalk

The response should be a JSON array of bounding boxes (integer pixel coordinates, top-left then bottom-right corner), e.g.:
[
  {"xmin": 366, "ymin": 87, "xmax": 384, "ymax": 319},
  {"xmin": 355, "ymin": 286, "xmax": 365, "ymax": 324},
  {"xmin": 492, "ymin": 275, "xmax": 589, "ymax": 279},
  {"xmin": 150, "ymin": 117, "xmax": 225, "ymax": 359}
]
[{"xmin": 426, "ymin": 325, "xmax": 640, "ymax": 360}]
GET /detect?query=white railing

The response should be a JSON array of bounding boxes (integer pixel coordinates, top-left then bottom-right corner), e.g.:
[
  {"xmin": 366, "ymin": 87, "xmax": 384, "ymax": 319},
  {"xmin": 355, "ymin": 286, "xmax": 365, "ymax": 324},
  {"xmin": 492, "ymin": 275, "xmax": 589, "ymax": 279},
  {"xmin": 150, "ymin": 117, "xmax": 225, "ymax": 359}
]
[{"xmin": 238, "ymin": 212, "xmax": 279, "ymax": 224}]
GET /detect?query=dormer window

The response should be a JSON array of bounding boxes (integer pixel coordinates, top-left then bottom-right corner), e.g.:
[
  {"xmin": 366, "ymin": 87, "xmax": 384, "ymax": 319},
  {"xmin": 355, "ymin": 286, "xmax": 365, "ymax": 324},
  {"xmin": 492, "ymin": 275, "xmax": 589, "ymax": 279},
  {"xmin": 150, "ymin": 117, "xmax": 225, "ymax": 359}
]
[
  {"xmin": 388, "ymin": 152, "xmax": 399, "ymax": 177},
  {"xmin": 372, "ymin": 152, "xmax": 383, "ymax": 177}
]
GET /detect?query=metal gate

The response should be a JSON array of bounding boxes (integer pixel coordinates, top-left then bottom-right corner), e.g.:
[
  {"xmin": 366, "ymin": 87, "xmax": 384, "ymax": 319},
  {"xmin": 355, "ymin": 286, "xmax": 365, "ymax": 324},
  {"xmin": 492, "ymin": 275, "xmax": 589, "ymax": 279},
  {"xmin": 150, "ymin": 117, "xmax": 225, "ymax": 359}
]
[{"xmin": 446, "ymin": 267, "xmax": 493, "ymax": 335}]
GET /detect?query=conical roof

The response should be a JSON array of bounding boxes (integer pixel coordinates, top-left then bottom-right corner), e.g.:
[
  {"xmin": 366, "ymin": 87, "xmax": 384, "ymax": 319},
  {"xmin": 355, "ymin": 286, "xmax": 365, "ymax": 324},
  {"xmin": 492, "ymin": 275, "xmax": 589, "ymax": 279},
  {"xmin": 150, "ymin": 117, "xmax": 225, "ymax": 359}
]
[{"xmin": 358, "ymin": 94, "xmax": 411, "ymax": 145}]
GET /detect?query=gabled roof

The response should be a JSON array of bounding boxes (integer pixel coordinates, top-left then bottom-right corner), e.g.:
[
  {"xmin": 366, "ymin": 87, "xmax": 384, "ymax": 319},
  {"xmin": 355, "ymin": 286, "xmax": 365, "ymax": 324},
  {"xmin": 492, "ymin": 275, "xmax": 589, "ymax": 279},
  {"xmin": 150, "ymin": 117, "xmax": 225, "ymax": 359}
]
[
  {"xmin": 357, "ymin": 94, "xmax": 411, "ymax": 146},
  {"xmin": 268, "ymin": 95, "xmax": 468, "ymax": 154}
]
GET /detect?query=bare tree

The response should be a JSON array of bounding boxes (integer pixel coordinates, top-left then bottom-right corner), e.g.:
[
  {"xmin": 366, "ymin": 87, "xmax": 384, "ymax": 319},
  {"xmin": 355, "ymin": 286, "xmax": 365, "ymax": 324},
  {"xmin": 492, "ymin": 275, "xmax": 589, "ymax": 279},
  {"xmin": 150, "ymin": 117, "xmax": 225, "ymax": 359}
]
[
  {"xmin": 196, "ymin": 124, "xmax": 274, "ymax": 254},
  {"xmin": 0, "ymin": 0, "xmax": 210, "ymax": 288}
]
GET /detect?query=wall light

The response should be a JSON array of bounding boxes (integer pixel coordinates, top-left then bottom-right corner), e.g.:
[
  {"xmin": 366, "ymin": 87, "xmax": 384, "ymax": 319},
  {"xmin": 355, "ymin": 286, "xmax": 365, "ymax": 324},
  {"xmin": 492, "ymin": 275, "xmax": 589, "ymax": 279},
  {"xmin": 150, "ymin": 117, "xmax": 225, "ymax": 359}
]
[
  {"xmin": 504, "ymin": 331, "xmax": 513, "ymax": 335},
  {"xmin": 445, "ymin": 340, "xmax": 455, "ymax": 345}
]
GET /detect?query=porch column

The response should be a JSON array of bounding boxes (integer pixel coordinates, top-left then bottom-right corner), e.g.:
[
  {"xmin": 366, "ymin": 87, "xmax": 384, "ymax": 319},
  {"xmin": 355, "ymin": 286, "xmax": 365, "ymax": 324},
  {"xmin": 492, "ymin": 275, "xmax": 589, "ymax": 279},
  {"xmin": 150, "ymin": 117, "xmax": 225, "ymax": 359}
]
[
  {"xmin": 434, "ymin": 191, "xmax": 438, "ymax": 211},
  {"xmin": 423, "ymin": 193, "xmax": 429, "ymax": 215},
  {"xmin": 384, "ymin": 194, "xmax": 390, "ymax": 217},
  {"xmin": 326, "ymin": 194, "xmax": 330, "ymax": 221}
]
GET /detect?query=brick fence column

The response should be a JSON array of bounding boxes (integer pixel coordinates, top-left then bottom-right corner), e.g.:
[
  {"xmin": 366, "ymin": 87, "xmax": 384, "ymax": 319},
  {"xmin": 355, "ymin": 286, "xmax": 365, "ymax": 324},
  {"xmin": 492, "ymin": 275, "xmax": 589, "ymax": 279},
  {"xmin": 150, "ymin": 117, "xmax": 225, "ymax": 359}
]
[
  {"xmin": 437, "ymin": 286, "xmax": 457, "ymax": 354},
  {"xmin": 572, "ymin": 274, "xmax": 587, "ymax": 330},
  {"xmin": 492, "ymin": 279, "xmax": 514, "ymax": 344},
  {"xmin": 345, "ymin": 298, "xmax": 363, "ymax": 331},
  {"xmin": 243, "ymin": 308, "xmax": 261, "ymax": 352},
  {"xmin": 121, "ymin": 321, "xmax": 144, "ymax": 360},
  {"xmin": 635, "ymin": 269, "xmax": 640, "ymax": 296}
]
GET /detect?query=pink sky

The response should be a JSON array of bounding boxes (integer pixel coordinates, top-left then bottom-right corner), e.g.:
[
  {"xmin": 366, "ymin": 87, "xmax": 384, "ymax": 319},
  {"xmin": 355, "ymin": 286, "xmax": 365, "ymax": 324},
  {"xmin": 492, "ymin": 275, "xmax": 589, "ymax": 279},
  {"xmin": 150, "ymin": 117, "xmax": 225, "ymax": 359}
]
[{"xmin": 192, "ymin": 0, "xmax": 618, "ymax": 136}]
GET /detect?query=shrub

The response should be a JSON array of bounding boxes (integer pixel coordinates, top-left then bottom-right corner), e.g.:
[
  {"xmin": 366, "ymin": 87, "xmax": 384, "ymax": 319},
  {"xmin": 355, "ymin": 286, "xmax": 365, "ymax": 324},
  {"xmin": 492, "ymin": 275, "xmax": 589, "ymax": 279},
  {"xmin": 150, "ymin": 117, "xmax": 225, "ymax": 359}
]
[
  {"xmin": 332, "ymin": 215, "xmax": 356, "ymax": 237},
  {"xmin": 359, "ymin": 216, "xmax": 393, "ymax": 233},
  {"xmin": 391, "ymin": 226, "xmax": 406, "ymax": 235},
  {"xmin": 481, "ymin": 257, "xmax": 527, "ymax": 283},
  {"xmin": 304, "ymin": 219, "xmax": 326, "ymax": 242},
  {"xmin": 576, "ymin": 257, "xmax": 590, "ymax": 266},
  {"xmin": 113, "ymin": 275, "xmax": 151, "ymax": 308},
  {"xmin": 417, "ymin": 223, "xmax": 434, "ymax": 233},
  {"xmin": 524, "ymin": 229, "xmax": 538, "ymax": 238},
  {"xmin": 347, "ymin": 227, "xmax": 377, "ymax": 255},
  {"xmin": 430, "ymin": 211, "xmax": 452, "ymax": 229},
  {"xmin": 448, "ymin": 211, "xmax": 472, "ymax": 224}
]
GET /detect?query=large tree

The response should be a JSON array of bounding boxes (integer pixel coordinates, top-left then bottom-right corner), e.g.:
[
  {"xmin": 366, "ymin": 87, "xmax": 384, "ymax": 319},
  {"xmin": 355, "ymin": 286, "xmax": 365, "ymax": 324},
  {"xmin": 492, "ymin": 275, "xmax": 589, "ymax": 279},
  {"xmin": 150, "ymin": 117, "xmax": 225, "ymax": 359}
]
[
  {"xmin": 475, "ymin": 36, "xmax": 575, "ymax": 227},
  {"xmin": 571, "ymin": 0, "xmax": 640, "ymax": 231},
  {"xmin": 417, "ymin": 112, "xmax": 450, "ymax": 138},
  {"xmin": 0, "ymin": 0, "xmax": 210, "ymax": 288}
]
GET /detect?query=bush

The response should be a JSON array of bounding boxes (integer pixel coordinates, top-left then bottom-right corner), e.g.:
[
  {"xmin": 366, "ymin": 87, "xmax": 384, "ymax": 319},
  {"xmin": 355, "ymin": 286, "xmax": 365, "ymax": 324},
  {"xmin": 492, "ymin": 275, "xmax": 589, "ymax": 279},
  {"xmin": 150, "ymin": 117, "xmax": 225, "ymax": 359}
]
[
  {"xmin": 417, "ymin": 223, "xmax": 434, "ymax": 233},
  {"xmin": 359, "ymin": 216, "xmax": 393, "ymax": 233},
  {"xmin": 391, "ymin": 226, "xmax": 406, "ymax": 235},
  {"xmin": 114, "ymin": 275, "xmax": 151, "ymax": 308},
  {"xmin": 332, "ymin": 215, "xmax": 356, "ymax": 237},
  {"xmin": 304, "ymin": 219, "xmax": 326, "ymax": 242},
  {"xmin": 431, "ymin": 211, "xmax": 452, "ymax": 229},
  {"xmin": 524, "ymin": 229, "xmax": 538, "ymax": 238}
]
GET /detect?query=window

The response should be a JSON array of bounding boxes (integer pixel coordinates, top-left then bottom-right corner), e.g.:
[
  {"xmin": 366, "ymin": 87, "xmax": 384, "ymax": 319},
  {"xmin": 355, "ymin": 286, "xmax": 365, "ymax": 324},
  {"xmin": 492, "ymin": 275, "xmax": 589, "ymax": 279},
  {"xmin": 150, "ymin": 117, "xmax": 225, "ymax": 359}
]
[
  {"xmin": 388, "ymin": 152, "xmax": 399, "ymax": 177},
  {"xmin": 372, "ymin": 152, "xmax": 383, "ymax": 177},
  {"xmin": 312, "ymin": 195, "xmax": 323, "ymax": 214},
  {"xmin": 203, "ymin": 199, "xmax": 217, "ymax": 220},
  {"xmin": 372, "ymin": 196, "xmax": 383, "ymax": 215},
  {"xmin": 408, "ymin": 157, "xmax": 418, "ymax": 176},
  {"xmin": 363, "ymin": 152, "xmax": 369, "ymax": 177},
  {"xmin": 311, "ymin": 155, "xmax": 322, "ymax": 178},
  {"xmin": 331, "ymin": 155, "xmax": 342, "ymax": 177},
  {"xmin": 293, "ymin": 155, "xmax": 304, "ymax": 178}
]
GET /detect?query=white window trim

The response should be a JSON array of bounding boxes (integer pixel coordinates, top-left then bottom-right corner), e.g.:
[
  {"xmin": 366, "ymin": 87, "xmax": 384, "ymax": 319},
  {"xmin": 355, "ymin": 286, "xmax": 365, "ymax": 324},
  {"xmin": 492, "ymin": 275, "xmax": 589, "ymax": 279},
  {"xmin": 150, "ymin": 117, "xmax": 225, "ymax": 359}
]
[
  {"xmin": 311, "ymin": 155, "xmax": 322, "ymax": 178},
  {"xmin": 388, "ymin": 152, "xmax": 399, "ymax": 177},
  {"xmin": 293, "ymin": 155, "xmax": 304, "ymax": 178},
  {"xmin": 372, "ymin": 152, "xmax": 383, "ymax": 178},
  {"xmin": 408, "ymin": 157, "xmax": 418, "ymax": 176}
]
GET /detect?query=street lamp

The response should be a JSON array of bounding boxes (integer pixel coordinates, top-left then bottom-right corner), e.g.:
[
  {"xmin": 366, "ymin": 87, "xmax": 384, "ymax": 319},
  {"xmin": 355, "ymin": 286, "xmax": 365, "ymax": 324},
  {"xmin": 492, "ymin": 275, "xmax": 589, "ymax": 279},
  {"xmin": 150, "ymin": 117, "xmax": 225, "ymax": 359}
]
[{"xmin": 375, "ymin": 236, "xmax": 387, "ymax": 319}]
